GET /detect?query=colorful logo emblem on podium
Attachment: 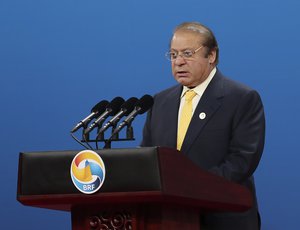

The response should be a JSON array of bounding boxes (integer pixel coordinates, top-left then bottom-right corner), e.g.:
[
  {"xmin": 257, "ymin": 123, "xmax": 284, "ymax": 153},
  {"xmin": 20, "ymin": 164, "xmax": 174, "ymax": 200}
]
[{"xmin": 70, "ymin": 150, "xmax": 105, "ymax": 194}]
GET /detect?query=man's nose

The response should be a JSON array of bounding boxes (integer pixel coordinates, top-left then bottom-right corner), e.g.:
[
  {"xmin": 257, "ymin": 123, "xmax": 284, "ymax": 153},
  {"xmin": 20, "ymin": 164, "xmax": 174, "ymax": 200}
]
[{"xmin": 174, "ymin": 55, "xmax": 186, "ymax": 65}]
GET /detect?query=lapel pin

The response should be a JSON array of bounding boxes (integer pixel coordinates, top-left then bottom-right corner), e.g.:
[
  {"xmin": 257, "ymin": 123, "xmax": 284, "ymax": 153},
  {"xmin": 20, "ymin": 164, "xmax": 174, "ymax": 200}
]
[{"xmin": 199, "ymin": 112, "xmax": 206, "ymax": 120}]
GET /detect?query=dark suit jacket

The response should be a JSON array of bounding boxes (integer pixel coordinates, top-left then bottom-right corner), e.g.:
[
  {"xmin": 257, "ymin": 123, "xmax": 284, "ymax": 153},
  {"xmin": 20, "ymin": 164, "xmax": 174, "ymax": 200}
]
[{"xmin": 141, "ymin": 70, "xmax": 265, "ymax": 230}]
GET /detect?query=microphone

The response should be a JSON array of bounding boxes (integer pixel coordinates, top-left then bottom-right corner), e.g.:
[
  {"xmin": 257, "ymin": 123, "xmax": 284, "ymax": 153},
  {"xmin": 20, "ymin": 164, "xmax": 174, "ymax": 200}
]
[
  {"xmin": 71, "ymin": 100, "xmax": 109, "ymax": 133},
  {"xmin": 110, "ymin": 94, "xmax": 154, "ymax": 137},
  {"xmin": 84, "ymin": 97, "xmax": 125, "ymax": 135},
  {"xmin": 97, "ymin": 97, "xmax": 138, "ymax": 136}
]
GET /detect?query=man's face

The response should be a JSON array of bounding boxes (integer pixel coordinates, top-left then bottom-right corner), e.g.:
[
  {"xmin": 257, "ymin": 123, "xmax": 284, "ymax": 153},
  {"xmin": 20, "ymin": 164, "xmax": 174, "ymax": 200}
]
[{"xmin": 170, "ymin": 30, "xmax": 216, "ymax": 88}]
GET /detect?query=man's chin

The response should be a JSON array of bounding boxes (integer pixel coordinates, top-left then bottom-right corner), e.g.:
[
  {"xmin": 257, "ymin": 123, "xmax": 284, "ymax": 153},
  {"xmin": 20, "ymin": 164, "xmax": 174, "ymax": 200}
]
[{"xmin": 176, "ymin": 78, "xmax": 193, "ymax": 87}]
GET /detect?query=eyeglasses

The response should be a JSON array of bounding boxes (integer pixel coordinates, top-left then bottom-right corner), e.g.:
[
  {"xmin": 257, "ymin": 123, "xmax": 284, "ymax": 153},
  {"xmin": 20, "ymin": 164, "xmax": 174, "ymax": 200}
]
[{"xmin": 165, "ymin": 46, "xmax": 203, "ymax": 61}]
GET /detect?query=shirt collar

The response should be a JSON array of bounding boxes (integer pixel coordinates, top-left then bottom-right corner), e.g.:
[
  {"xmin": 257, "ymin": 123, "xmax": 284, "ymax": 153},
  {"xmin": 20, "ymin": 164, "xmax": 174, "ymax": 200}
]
[{"xmin": 181, "ymin": 67, "xmax": 217, "ymax": 98}]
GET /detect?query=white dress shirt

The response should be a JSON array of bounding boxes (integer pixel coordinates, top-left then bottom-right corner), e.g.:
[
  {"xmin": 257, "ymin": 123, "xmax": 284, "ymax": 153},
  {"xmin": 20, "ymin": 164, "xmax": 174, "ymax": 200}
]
[{"xmin": 178, "ymin": 67, "xmax": 216, "ymax": 124}]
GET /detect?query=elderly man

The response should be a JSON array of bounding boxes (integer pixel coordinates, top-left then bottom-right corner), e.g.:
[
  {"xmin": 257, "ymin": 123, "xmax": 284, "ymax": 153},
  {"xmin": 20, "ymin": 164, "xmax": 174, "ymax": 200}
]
[{"xmin": 141, "ymin": 22, "xmax": 265, "ymax": 230}]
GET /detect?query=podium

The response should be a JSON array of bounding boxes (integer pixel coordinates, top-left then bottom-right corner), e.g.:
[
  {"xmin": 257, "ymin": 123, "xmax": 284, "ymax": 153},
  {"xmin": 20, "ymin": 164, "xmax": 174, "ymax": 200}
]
[{"xmin": 17, "ymin": 147, "xmax": 252, "ymax": 229}]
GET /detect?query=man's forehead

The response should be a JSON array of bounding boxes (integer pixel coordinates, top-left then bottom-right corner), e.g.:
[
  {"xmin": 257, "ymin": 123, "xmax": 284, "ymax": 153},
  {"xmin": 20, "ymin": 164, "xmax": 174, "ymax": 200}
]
[{"xmin": 171, "ymin": 31, "xmax": 203, "ymax": 48}]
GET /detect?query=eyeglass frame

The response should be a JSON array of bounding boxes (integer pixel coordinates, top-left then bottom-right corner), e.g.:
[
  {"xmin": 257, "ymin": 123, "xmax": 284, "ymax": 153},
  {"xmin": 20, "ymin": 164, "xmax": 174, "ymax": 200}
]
[{"xmin": 165, "ymin": 46, "xmax": 204, "ymax": 61}]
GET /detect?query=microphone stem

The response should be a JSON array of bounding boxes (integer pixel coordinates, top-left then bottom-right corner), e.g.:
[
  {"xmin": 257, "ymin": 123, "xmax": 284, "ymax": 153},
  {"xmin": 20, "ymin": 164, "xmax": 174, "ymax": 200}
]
[
  {"xmin": 126, "ymin": 124, "xmax": 134, "ymax": 139},
  {"xmin": 103, "ymin": 140, "xmax": 112, "ymax": 149},
  {"xmin": 111, "ymin": 127, "xmax": 119, "ymax": 140},
  {"xmin": 96, "ymin": 127, "xmax": 105, "ymax": 141},
  {"xmin": 82, "ymin": 124, "xmax": 90, "ymax": 142}
]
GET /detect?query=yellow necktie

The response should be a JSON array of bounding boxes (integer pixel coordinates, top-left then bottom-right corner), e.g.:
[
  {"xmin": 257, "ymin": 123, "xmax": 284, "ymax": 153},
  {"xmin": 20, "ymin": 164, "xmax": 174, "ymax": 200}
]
[{"xmin": 177, "ymin": 90, "xmax": 197, "ymax": 150}]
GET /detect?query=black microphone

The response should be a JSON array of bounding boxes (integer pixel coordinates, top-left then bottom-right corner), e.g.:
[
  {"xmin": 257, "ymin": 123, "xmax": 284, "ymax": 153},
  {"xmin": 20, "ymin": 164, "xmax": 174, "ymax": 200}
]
[
  {"xmin": 97, "ymin": 97, "xmax": 138, "ymax": 136},
  {"xmin": 71, "ymin": 100, "xmax": 109, "ymax": 133},
  {"xmin": 84, "ymin": 97, "xmax": 125, "ymax": 135},
  {"xmin": 110, "ymin": 94, "xmax": 154, "ymax": 137}
]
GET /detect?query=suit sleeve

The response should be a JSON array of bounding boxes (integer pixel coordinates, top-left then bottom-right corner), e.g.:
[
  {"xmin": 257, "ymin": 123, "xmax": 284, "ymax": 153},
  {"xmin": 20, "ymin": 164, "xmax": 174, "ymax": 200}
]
[{"xmin": 209, "ymin": 90, "xmax": 265, "ymax": 183}]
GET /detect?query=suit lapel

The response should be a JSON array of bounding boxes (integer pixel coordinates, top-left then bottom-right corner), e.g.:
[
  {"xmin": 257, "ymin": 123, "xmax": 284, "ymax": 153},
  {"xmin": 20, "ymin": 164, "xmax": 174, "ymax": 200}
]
[
  {"xmin": 180, "ymin": 71, "xmax": 224, "ymax": 154},
  {"xmin": 162, "ymin": 85, "xmax": 182, "ymax": 148}
]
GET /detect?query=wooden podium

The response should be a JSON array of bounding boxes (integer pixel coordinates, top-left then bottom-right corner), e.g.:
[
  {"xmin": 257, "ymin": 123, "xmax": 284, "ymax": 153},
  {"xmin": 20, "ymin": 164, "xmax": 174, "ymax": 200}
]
[{"xmin": 17, "ymin": 147, "xmax": 252, "ymax": 230}]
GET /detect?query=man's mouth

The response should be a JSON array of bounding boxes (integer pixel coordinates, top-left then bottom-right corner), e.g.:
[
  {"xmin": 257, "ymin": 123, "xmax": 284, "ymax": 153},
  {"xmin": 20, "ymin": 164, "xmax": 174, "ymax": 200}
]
[{"xmin": 176, "ymin": 71, "xmax": 189, "ymax": 77}]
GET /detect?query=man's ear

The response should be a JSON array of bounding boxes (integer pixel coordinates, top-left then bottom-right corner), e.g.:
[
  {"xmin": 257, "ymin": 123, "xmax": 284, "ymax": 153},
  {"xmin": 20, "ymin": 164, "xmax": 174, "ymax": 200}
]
[{"xmin": 208, "ymin": 49, "xmax": 217, "ymax": 64}]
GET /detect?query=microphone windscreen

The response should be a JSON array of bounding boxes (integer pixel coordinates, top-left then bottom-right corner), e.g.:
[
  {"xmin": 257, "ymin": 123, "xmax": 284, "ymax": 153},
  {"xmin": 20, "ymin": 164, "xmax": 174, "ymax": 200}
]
[
  {"xmin": 108, "ymin": 97, "xmax": 125, "ymax": 115},
  {"xmin": 121, "ymin": 97, "xmax": 139, "ymax": 115},
  {"xmin": 91, "ymin": 100, "xmax": 109, "ymax": 114},
  {"xmin": 136, "ymin": 94, "xmax": 154, "ymax": 114}
]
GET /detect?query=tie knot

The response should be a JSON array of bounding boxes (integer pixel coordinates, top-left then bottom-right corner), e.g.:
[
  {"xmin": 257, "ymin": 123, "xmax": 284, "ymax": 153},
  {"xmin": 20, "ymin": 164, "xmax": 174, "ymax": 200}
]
[{"xmin": 185, "ymin": 90, "xmax": 197, "ymax": 102}]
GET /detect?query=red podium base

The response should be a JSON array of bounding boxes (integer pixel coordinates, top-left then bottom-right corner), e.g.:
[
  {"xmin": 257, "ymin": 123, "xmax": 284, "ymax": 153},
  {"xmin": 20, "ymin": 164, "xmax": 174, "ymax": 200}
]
[
  {"xmin": 17, "ymin": 147, "xmax": 252, "ymax": 230},
  {"xmin": 72, "ymin": 204, "xmax": 200, "ymax": 230}
]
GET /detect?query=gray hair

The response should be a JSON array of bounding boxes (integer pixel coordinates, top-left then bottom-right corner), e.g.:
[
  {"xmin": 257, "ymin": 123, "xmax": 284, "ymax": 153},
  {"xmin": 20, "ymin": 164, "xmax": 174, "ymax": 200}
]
[{"xmin": 172, "ymin": 22, "xmax": 219, "ymax": 64}]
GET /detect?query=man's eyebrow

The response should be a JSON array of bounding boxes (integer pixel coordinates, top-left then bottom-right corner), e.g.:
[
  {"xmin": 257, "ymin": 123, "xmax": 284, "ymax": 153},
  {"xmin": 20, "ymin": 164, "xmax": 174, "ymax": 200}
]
[{"xmin": 170, "ymin": 47, "xmax": 194, "ymax": 51}]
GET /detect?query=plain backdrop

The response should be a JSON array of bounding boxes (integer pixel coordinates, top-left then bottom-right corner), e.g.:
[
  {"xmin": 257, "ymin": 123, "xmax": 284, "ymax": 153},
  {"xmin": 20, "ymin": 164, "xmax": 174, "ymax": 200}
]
[{"xmin": 1, "ymin": 0, "xmax": 300, "ymax": 229}]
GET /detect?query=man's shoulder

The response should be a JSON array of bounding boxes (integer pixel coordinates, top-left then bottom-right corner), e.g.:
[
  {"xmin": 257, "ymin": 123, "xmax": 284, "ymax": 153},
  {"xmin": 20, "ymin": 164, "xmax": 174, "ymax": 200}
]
[
  {"xmin": 154, "ymin": 84, "xmax": 182, "ymax": 98},
  {"xmin": 214, "ymin": 71, "xmax": 263, "ymax": 107},
  {"xmin": 216, "ymin": 71, "xmax": 257, "ymax": 95}
]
